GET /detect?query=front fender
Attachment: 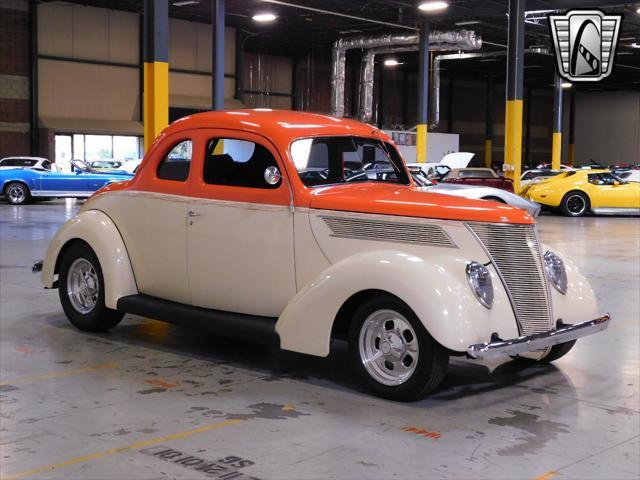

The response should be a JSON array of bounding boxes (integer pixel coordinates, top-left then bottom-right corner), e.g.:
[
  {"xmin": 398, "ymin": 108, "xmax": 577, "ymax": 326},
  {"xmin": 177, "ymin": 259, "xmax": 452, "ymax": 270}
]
[
  {"xmin": 41, "ymin": 209, "xmax": 138, "ymax": 309},
  {"xmin": 542, "ymin": 243, "xmax": 600, "ymax": 324},
  {"xmin": 276, "ymin": 249, "xmax": 519, "ymax": 357}
]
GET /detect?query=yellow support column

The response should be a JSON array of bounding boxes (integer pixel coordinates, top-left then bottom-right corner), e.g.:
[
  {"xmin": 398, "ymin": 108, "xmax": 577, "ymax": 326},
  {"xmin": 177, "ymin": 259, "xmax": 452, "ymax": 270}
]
[
  {"xmin": 484, "ymin": 139, "xmax": 492, "ymax": 168},
  {"xmin": 503, "ymin": 0, "xmax": 525, "ymax": 194},
  {"xmin": 416, "ymin": 21, "xmax": 429, "ymax": 163},
  {"xmin": 504, "ymin": 100, "xmax": 523, "ymax": 192},
  {"xmin": 143, "ymin": 62, "xmax": 169, "ymax": 152},
  {"xmin": 416, "ymin": 124, "xmax": 428, "ymax": 163},
  {"xmin": 551, "ymin": 72, "xmax": 564, "ymax": 170},
  {"xmin": 567, "ymin": 89, "xmax": 576, "ymax": 166},
  {"xmin": 143, "ymin": 0, "xmax": 169, "ymax": 153}
]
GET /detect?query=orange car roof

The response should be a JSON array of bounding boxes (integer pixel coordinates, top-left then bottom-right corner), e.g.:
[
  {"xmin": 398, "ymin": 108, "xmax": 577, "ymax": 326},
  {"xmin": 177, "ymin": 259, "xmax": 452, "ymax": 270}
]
[{"xmin": 159, "ymin": 109, "xmax": 387, "ymax": 147}]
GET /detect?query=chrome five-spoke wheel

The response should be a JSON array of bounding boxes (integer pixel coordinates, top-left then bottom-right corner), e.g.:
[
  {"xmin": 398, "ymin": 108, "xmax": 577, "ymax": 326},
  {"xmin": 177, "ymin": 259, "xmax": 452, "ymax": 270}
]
[
  {"xmin": 67, "ymin": 258, "xmax": 99, "ymax": 314},
  {"xmin": 5, "ymin": 182, "xmax": 30, "ymax": 205},
  {"xmin": 359, "ymin": 309, "xmax": 419, "ymax": 386}
]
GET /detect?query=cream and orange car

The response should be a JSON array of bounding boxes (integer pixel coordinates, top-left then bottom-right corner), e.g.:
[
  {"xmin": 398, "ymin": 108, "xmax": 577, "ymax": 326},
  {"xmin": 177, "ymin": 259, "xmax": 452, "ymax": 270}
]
[
  {"xmin": 36, "ymin": 110, "xmax": 609, "ymax": 401},
  {"xmin": 525, "ymin": 169, "xmax": 640, "ymax": 217}
]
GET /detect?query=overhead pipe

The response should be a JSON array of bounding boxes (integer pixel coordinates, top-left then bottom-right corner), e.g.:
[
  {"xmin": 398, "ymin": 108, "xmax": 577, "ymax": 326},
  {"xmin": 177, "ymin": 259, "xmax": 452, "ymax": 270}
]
[
  {"xmin": 331, "ymin": 31, "xmax": 482, "ymax": 118},
  {"xmin": 430, "ymin": 48, "xmax": 549, "ymax": 130}
]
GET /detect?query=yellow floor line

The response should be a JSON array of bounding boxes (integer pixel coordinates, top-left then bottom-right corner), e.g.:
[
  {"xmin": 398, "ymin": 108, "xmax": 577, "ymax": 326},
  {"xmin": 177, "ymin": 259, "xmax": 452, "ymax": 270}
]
[
  {"xmin": 0, "ymin": 363, "xmax": 119, "ymax": 386},
  {"xmin": 534, "ymin": 471, "xmax": 559, "ymax": 480},
  {"xmin": 3, "ymin": 418, "xmax": 243, "ymax": 480}
]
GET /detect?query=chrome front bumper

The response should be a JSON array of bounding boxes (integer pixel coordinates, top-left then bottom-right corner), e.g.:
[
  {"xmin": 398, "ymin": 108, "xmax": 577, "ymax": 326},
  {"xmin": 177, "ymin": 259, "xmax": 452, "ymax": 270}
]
[{"xmin": 467, "ymin": 315, "xmax": 610, "ymax": 360}]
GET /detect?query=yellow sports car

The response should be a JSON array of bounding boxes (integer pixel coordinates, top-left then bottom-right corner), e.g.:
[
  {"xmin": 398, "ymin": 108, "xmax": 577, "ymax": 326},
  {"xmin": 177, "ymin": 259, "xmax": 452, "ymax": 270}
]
[{"xmin": 525, "ymin": 169, "xmax": 640, "ymax": 217}]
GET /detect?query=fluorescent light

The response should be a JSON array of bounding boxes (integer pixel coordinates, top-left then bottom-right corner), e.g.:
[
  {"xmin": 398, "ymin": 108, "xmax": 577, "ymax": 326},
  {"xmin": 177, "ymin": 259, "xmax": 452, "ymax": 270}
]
[
  {"xmin": 384, "ymin": 58, "xmax": 400, "ymax": 66},
  {"xmin": 253, "ymin": 12, "xmax": 277, "ymax": 22},
  {"xmin": 418, "ymin": 1, "xmax": 448, "ymax": 12},
  {"xmin": 173, "ymin": 0, "xmax": 199, "ymax": 6},
  {"xmin": 562, "ymin": 82, "xmax": 572, "ymax": 89},
  {"xmin": 637, "ymin": 7, "xmax": 640, "ymax": 13},
  {"xmin": 629, "ymin": 42, "xmax": 640, "ymax": 49},
  {"xmin": 454, "ymin": 20, "xmax": 480, "ymax": 26}
]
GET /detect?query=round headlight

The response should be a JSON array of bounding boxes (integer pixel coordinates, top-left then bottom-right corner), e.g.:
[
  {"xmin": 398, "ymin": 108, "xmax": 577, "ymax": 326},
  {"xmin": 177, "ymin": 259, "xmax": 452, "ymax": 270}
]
[
  {"xmin": 466, "ymin": 261, "xmax": 494, "ymax": 309},
  {"xmin": 543, "ymin": 251, "xmax": 567, "ymax": 294}
]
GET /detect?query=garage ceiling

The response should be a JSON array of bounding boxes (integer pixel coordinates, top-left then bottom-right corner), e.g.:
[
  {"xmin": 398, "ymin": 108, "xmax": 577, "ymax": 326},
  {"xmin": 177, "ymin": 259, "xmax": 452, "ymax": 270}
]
[{"xmin": 42, "ymin": 0, "xmax": 640, "ymax": 91}]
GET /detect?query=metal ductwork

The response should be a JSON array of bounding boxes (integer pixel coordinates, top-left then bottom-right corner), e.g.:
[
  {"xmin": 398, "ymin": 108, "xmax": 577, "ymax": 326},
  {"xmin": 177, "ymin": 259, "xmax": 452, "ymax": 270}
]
[
  {"xmin": 430, "ymin": 49, "xmax": 550, "ymax": 129},
  {"xmin": 331, "ymin": 31, "xmax": 483, "ymax": 118}
]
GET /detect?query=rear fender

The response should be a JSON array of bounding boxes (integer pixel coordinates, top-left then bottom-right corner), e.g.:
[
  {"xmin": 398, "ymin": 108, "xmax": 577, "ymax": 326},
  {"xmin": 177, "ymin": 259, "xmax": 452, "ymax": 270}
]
[{"xmin": 41, "ymin": 209, "xmax": 137, "ymax": 309}]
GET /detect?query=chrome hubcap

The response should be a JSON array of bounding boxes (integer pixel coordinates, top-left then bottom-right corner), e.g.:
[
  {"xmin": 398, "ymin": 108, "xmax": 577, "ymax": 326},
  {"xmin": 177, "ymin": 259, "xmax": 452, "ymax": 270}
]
[
  {"xmin": 359, "ymin": 309, "xmax": 419, "ymax": 386},
  {"xmin": 566, "ymin": 195, "xmax": 586, "ymax": 215},
  {"xmin": 67, "ymin": 258, "xmax": 99, "ymax": 314},
  {"xmin": 8, "ymin": 185, "xmax": 25, "ymax": 204}
]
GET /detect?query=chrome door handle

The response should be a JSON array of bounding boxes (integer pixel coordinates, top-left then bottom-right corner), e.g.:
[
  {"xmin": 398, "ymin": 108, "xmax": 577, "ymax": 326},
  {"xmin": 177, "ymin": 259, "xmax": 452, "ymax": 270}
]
[{"xmin": 187, "ymin": 210, "xmax": 201, "ymax": 217}]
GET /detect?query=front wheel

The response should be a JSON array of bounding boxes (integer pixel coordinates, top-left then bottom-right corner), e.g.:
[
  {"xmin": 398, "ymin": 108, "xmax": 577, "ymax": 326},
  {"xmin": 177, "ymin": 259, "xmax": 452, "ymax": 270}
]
[
  {"xmin": 58, "ymin": 242, "xmax": 124, "ymax": 332},
  {"xmin": 349, "ymin": 295, "xmax": 449, "ymax": 401},
  {"xmin": 4, "ymin": 182, "xmax": 31, "ymax": 205},
  {"xmin": 560, "ymin": 191, "xmax": 590, "ymax": 217}
]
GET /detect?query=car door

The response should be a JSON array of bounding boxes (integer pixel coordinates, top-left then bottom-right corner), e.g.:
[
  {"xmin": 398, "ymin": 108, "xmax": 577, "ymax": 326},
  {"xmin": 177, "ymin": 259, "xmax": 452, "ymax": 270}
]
[
  {"xmin": 587, "ymin": 173, "xmax": 640, "ymax": 208},
  {"xmin": 107, "ymin": 136, "xmax": 194, "ymax": 304},
  {"xmin": 186, "ymin": 130, "xmax": 295, "ymax": 318},
  {"xmin": 39, "ymin": 170, "xmax": 93, "ymax": 195}
]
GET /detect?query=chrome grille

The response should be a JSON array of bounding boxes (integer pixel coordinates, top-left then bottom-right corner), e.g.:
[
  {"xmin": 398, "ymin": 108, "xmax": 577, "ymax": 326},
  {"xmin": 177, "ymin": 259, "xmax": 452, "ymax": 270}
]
[
  {"xmin": 321, "ymin": 216, "xmax": 456, "ymax": 248},
  {"xmin": 467, "ymin": 222, "xmax": 553, "ymax": 336}
]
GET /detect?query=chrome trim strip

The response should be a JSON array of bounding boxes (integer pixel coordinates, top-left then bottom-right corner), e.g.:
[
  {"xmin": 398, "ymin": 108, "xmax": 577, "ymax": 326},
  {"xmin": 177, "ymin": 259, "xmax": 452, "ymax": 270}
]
[
  {"xmin": 31, "ymin": 191, "xmax": 95, "ymax": 197},
  {"xmin": 592, "ymin": 207, "xmax": 640, "ymax": 215},
  {"xmin": 467, "ymin": 314, "xmax": 611, "ymax": 360}
]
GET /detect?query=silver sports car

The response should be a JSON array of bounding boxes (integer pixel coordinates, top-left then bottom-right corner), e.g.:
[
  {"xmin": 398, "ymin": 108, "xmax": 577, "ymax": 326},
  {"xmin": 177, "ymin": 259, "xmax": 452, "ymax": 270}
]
[{"xmin": 410, "ymin": 167, "xmax": 541, "ymax": 217}]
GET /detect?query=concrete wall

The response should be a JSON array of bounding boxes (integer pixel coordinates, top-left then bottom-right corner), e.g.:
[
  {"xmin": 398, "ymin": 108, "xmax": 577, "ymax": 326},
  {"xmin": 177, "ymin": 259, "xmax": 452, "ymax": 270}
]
[{"xmin": 567, "ymin": 91, "xmax": 640, "ymax": 166}]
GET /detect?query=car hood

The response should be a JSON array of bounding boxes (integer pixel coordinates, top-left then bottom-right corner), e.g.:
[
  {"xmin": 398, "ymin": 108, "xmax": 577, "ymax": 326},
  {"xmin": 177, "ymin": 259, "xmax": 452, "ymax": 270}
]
[{"xmin": 308, "ymin": 183, "xmax": 534, "ymax": 224}]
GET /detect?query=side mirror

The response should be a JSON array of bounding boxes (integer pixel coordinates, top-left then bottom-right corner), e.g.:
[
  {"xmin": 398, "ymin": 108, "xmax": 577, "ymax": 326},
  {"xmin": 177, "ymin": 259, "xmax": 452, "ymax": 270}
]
[{"xmin": 264, "ymin": 166, "xmax": 281, "ymax": 185}]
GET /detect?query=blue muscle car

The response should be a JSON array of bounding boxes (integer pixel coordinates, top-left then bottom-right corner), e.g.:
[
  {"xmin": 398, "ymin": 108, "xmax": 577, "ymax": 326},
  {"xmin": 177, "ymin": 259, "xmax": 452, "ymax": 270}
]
[{"xmin": 0, "ymin": 160, "xmax": 133, "ymax": 205}]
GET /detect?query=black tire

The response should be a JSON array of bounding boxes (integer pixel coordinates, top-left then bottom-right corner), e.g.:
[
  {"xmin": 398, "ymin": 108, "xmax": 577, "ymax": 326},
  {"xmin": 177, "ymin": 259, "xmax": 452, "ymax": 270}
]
[
  {"xmin": 58, "ymin": 242, "xmax": 124, "ymax": 332},
  {"xmin": 560, "ymin": 191, "xmax": 590, "ymax": 217},
  {"xmin": 4, "ymin": 182, "xmax": 31, "ymax": 205},
  {"xmin": 348, "ymin": 294, "xmax": 449, "ymax": 402},
  {"xmin": 540, "ymin": 340, "xmax": 576, "ymax": 363},
  {"xmin": 481, "ymin": 196, "xmax": 506, "ymax": 204}
]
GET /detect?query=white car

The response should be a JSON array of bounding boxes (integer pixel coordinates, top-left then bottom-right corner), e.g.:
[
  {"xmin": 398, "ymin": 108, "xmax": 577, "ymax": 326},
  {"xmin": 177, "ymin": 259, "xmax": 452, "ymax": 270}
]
[
  {"xmin": 118, "ymin": 159, "xmax": 142, "ymax": 174},
  {"xmin": 408, "ymin": 152, "xmax": 474, "ymax": 179},
  {"xmin": 520, "ymin": 169, "xmax": 566, "ymax": 193},
  {"xmin": 410, "ymin": 167, "xmax": 541, "ymax": 216},
  {"xmin": 617, "ymin": 170, "xmax": 640, "ymax": 183},
  {"xmin": 0, "ymin": 156, "xmax": 52, "ymax": 171}
]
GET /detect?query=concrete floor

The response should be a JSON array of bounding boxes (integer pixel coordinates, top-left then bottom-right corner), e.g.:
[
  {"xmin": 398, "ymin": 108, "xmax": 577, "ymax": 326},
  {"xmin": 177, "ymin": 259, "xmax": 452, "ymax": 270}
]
[{"xmin": 1, "ymin": 200, "xmax": 639, "ymax": 480}]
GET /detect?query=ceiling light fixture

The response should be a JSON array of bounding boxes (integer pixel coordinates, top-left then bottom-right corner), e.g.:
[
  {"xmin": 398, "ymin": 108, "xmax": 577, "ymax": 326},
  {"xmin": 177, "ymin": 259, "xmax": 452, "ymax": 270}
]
[
  {"xmin": 384, "ymin": 59, "xmax": 400, "ymax": 66},
  {"xmin": 637, "ymin": 7, "xmax": 640, "ymax": 13},
  {"xmin": 562, "ymin": 82, "xmax": 572, "ymax": 89},
  {"xmin": 454, "ymin": 20, "xmax": 480, "ymax": 26},
  {"xmin": 418, "ymin": 1, "xmax": 448, "ymax": 12},
  {"xmin": 173, "ymin": 0, "xmax": 199, "ymax": 6},
  {"xmin": 252, "ymin": 12, "xmax": 277, "ymax": 22},
  {"xmin": 629, "ymin": 42, "xmax": 640, "ymax": 48}
]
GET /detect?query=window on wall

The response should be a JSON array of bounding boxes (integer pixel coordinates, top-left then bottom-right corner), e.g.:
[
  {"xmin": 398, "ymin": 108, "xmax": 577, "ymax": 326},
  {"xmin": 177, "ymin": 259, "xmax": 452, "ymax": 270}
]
[{"xmin": 55, "ymin": 134, "xmax": 143, "ymax": 171}]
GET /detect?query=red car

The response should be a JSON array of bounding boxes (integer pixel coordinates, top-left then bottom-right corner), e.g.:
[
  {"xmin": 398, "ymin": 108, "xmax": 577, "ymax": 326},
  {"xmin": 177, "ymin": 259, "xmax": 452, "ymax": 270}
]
[{"xmin": 439, "ymin": 167, "xmax": 514, "ymax": 192}]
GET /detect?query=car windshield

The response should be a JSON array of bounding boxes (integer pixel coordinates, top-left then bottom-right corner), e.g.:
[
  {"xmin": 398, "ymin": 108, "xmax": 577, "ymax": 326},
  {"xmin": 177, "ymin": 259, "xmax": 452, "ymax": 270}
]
[
  {"xmin": 71, "ymin": 159, "xmax": 96, "ymax": 173},
  {"xmin": 409, "ymin": 168, "xmax": 434, "ymax": 187},
  {"xmin": 291, "ymin": 136, "xmax": 410, "ymax": 187}
]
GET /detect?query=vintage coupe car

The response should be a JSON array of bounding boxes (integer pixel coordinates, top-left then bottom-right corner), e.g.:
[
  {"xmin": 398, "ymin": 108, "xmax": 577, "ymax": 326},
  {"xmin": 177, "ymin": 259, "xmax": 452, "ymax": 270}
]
[
  {"xmin": 410, "ymin": 166, "xmax": 541, "ymax": 216},
  {"xmin": 38, "ymin": 110, "xmax": 609, "ymax": 401},
  {"xmin": 439, "ymin": 167, "xmax": 515, "ymax": 192},
  {"xmin": 526, "ymin": 169, "xmax": 640, "ymax": 217},
  {"xmin": 1, "ymin": 159, "xmax": 133, "ymax": 205}
]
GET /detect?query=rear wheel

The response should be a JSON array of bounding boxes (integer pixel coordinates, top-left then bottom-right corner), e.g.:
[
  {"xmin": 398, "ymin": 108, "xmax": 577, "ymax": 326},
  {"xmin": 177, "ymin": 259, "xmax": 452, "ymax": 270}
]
[
  {"xmin": 58, "ymin": 242, "xmax": 124, "ymax": 332},
  {"xmin": 349, "ymin": 295, "xmax": 449, "ymax": 401},
  {"xmin": 560, "ymin": 191, "xmax": 590, "ymax": 217},
  {"xmin": 4, "ymin": 182, "xmax": 31, "ymax": 205}
]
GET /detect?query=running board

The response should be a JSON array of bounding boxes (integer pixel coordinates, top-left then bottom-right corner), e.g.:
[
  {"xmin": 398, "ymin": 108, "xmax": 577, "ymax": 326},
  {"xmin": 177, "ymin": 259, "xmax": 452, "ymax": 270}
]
[{"xmin": 116, "ymin": 294, "xmax": 280, "ymax": 346}]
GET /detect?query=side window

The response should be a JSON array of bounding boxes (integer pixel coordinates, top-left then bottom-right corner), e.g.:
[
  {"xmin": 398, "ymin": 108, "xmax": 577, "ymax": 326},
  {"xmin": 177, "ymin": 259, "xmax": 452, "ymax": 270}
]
[
  {"xmin": 203, "ymin": 138, "xmax": 281, "ymax": 189},
  {"xmin": 1, "ymin": 159, "xmax": 16, "ymax": 166},
  {"xmin": 157, "ymin": 140, "xmax": 192, "ymax": 181},
  {"xmin": 588, "ymin": 174, "xmax": 604, "ymax": 185}
]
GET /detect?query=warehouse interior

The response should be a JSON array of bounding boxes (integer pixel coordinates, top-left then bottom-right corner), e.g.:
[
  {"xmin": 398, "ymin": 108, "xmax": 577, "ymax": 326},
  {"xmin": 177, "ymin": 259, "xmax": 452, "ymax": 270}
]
[{"xmin": 1, "ymin": 0, "xmax": 639, "ymax": 479}]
